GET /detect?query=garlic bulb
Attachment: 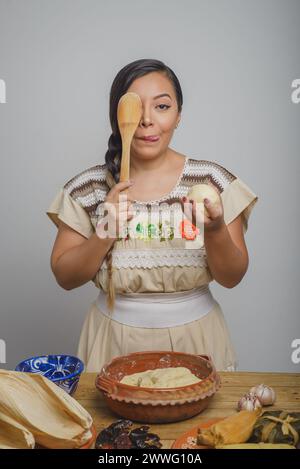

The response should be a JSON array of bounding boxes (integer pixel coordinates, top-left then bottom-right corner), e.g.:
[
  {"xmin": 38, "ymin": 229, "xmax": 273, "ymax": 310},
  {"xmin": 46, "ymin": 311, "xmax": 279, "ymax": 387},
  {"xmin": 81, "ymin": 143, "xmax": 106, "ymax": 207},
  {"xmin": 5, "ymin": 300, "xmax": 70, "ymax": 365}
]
[
  {"xmin": 250, "ymin": 384, "xmax": 276, "ymax": 406},
  {"xmin": 237, "ymin": 392, "xmax": 262, "ymax": 412}
]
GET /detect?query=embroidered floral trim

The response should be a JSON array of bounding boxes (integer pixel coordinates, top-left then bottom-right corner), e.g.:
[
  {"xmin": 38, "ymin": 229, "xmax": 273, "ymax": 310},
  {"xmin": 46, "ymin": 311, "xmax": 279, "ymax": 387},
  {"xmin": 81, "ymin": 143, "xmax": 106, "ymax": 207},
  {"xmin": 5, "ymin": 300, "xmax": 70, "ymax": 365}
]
[
  {"xmin": 117, "ymin": 219, "xmax": 200, "ymax": 242},
  {"xmin": 97, "ymin": 200, "xmax": 199, "ymax": 242},
  {"xmin": 117, "ymin": 220, "xmax": 176, "ymax": 242},
  {"xmin": 101, "ymin": 247, "xmax": 207, "ymax": 270}
]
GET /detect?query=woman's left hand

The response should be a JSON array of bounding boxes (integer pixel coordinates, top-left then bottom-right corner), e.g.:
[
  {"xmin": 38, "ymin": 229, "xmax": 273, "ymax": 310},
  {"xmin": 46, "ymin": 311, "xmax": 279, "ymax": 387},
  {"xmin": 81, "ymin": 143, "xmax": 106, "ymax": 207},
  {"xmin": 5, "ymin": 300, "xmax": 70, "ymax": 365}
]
[{"xmin": 180, "ymin": 195, "xmax": 226, "ymax": 234}]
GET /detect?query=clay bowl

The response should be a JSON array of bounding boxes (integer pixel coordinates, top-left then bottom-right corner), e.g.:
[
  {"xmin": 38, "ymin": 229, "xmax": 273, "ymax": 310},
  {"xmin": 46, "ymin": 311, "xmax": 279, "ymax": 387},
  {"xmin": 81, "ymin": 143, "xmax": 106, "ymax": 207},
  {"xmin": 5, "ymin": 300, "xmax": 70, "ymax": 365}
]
[{"xmin": 95, "ymin": 351, "xmax": 221, "ymax": 423}]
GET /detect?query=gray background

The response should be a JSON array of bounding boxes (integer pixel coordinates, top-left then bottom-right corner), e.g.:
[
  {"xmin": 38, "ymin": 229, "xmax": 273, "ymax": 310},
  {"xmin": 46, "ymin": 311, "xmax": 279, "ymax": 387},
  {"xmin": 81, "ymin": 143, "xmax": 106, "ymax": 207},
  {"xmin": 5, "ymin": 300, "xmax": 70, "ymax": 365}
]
[{"xmin": 0, "ymin": 0, "xmax": 299, "ymax": 371}]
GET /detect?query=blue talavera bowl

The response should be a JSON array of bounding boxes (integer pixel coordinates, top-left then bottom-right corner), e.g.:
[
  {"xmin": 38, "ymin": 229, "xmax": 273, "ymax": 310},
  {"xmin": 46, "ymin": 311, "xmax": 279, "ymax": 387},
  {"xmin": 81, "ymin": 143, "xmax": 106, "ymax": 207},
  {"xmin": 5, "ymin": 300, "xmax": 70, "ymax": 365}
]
[{"xmin": 15, "ymin": 354, "xmax": 84, "ymax": 395}]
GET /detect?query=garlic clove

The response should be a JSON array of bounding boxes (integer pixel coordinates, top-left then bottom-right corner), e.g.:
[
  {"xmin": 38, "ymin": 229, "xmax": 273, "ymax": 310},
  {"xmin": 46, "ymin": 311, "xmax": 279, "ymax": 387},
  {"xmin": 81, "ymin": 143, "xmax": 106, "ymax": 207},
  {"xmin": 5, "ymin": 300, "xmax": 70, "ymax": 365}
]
[
  {"xmin": 250, "ymin": 384, "xmax": 276, "ymax": 406},
  {"xmin": 237, "ymin": 392, "xmax": 262, "ymax": 412}
]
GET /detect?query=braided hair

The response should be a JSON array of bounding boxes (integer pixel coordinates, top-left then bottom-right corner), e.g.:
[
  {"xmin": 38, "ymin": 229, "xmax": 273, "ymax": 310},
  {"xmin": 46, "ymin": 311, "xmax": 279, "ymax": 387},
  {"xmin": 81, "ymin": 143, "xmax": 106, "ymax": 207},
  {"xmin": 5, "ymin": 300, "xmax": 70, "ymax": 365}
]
[{"xmin": 104, "ymin": 58, "xmax": 183, "ymax": 313}]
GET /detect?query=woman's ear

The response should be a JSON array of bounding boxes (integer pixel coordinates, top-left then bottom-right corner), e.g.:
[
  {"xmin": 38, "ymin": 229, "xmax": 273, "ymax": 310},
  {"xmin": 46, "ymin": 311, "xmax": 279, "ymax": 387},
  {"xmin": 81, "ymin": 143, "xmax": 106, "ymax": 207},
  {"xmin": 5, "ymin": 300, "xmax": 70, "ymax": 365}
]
[{"xmin": 175, "ymin": 114, "xmax": 181, "ymax": 128}]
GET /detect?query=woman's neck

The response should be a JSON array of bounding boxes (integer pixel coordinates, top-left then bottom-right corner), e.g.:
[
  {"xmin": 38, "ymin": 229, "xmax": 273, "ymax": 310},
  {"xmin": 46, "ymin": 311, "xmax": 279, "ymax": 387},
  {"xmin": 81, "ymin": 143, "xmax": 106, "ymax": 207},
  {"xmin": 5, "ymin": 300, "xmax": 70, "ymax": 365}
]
[{"xmin": 130, "ymin": 149, "xmax": 173, "ymax": 176}]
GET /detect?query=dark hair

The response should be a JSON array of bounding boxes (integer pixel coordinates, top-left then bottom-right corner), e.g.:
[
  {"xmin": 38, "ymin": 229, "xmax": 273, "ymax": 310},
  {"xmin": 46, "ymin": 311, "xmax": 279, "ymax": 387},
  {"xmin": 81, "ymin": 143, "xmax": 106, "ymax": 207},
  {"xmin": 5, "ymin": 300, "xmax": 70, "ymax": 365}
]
[
  {"xmin": 105, "ymin": 58, "xmax": 183, "ymax": 183},
  {"xmin": 104, "ymin": 59, "xmax": 183, "ymax": 312}
]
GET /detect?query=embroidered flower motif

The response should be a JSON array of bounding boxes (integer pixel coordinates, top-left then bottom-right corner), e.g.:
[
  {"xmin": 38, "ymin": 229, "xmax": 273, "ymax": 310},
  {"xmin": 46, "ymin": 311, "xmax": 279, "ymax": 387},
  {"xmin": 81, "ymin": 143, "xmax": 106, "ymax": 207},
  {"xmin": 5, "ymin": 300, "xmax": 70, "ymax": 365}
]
[
  {"xmin": 179, "ymin": 219, "xmax": 199, "ymax": 240},
  {"xmin": 126, "ymin": 220, "xmax": 175, "ymax": 241},
  {"xmin": 159, "ymin": 221, "xmax": 174, "ymax": 241},
  {"xmin": 147, "ymin": 223, "xmax": 157, "ymax": 239},
  {"xmin": 135, "ymin": 222, "xmax": 149, "ymax": 240},
  {"xmin": 116, "ymin": 206, "xmax": 181, "ymax": 241}
]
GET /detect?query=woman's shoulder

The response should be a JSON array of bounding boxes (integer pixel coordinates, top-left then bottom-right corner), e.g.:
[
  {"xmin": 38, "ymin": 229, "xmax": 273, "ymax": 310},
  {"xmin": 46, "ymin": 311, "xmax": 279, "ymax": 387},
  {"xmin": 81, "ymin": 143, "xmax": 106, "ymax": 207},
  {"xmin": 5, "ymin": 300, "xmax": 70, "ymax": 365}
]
[
  {"xmin": 62, "ymin": 162, "xmax": 109, "ymax": 217},
  {"xmin": 185, "ymin": 158, "xmax": 258, "ymax": 230},
  {"xmin": 63, "ymin": 162, "xmax": 108, "ymax": 193},
  {"xmin": 184, "ymin": 157, "xmax": 237, "ymax": 194}
]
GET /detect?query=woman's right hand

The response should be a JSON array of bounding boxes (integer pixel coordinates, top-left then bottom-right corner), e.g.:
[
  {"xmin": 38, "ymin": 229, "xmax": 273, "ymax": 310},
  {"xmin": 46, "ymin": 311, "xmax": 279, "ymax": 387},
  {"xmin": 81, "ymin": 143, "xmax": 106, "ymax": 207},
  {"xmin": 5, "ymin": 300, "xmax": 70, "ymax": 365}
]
[{"xmin": 96, "ymin": 180, "xmax": 135, "ymax": 240}]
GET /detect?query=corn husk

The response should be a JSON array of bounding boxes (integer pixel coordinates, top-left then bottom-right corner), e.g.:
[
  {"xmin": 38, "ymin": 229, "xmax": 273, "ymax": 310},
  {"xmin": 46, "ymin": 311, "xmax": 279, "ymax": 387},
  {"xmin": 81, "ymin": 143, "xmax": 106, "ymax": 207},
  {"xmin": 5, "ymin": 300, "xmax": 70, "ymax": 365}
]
[
  {"xmin": 0, "ymin": 412, "xmax": 35, "ymax": 449},
  {"xmin": 197, "ymin": 409, "xmax": 262, "ymax": 447},
  {"xmin": 0, "ymin": 369, "xmax": 93, "ymax": 449}
]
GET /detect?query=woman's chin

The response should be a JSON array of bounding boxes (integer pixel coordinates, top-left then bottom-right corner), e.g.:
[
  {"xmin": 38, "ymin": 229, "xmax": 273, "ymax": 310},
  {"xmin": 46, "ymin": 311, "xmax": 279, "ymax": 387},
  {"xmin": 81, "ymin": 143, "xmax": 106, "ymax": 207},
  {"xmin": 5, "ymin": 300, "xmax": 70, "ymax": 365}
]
[{"xmin": 131, "ymin": 146, "xmax": 164, "ymax": 158}]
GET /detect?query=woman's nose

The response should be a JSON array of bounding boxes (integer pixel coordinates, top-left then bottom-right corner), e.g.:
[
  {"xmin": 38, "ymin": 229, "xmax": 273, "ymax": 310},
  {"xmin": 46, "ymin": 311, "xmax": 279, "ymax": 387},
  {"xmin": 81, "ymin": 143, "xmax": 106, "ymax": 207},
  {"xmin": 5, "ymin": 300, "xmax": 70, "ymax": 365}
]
[
  {"xmin": 141, "ymin": 120, "xmax": 152, "ymax": 127},
  {"xmin": 140, "ymin": 108, "xmax": 152, "ymax": 126}
]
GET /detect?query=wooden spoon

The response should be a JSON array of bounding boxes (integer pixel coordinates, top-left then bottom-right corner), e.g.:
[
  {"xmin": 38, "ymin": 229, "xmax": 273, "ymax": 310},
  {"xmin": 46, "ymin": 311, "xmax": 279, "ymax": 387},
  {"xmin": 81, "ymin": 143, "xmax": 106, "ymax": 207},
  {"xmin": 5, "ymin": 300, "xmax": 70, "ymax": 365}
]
[{"xmin": 117, "ymin": 92, "xmax": 142, "ymax": 188}]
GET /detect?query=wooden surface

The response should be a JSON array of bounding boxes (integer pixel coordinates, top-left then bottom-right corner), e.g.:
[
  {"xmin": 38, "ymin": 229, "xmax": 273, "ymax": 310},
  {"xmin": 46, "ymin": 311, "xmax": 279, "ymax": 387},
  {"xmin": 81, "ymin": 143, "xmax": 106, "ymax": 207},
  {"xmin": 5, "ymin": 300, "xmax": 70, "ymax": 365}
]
[{"xmin": 73, "ymin": 372, "xmax": 300, "ymax": 449}]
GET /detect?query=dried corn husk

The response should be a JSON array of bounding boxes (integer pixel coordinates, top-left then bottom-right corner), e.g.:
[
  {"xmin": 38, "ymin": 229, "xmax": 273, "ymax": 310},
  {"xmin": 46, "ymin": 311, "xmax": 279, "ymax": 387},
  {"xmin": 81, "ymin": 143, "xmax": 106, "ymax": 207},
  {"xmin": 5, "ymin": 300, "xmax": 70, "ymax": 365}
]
[
  {"xmin": 0, "ymin": 370, "xmax": 93, "ymax": 449},
  {"xmin": 0, "ymin": 412, "xmax": 35, "ymax": 449}
]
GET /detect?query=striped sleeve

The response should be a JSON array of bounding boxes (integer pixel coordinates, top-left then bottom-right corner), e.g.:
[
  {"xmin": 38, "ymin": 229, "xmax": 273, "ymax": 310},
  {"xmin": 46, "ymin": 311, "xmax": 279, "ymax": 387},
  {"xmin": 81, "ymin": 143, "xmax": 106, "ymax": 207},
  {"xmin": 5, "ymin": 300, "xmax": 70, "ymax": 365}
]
[{"xmin": 46, "ymin": 164, "xmax": 109, "ymax": 238}]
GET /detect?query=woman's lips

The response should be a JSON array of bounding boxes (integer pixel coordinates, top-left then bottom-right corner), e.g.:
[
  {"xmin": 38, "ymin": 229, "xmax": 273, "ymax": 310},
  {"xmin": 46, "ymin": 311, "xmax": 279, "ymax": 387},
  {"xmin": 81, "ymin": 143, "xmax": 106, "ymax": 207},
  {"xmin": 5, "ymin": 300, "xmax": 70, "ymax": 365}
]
[{"xmin": 139, "ymin": 136, "xmax": 160, "ymax": 142}]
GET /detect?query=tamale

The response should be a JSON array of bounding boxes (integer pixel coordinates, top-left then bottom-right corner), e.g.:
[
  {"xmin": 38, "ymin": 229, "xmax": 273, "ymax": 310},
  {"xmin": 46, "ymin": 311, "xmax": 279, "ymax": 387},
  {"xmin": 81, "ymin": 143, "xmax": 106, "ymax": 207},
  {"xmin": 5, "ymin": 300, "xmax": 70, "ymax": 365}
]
[
  {"xmin": 197, "ymin": 409, "xmax": 261, "ymax": 447},
  {"xmin": 249, "ymin": 410, "xmax": 300, "ymax": 446}
]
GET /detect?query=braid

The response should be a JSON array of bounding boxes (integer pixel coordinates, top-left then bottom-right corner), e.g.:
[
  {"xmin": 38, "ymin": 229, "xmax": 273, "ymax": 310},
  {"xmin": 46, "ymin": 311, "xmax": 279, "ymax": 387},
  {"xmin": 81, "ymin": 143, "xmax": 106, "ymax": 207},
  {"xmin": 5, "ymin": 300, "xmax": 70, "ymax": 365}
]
[
  {"xmin": 105, "ymin": 133, "xmax": 122, "ymax": 184},
  {"xmin": 104, "ymin": 132, "xmax": 122, "ymax": 314},
  {"xmin": 105, "ymin": 244, "xmax": 115, "ymax": 313}
]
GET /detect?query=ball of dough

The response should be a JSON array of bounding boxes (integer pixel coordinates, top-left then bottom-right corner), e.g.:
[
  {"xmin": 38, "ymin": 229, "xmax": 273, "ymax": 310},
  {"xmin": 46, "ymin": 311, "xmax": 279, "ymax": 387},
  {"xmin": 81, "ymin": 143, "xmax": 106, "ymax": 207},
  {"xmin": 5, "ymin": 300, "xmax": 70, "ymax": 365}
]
[{"xmin": 187, "ymin": 183, "xmax": 221, "ymax": 217}]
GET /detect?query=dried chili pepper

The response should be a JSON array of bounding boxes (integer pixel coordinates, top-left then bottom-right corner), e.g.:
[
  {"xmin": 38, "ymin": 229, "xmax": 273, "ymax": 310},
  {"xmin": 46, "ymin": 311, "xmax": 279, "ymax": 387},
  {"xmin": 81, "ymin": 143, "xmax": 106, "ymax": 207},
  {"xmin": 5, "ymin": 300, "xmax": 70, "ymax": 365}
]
[{"xmin": 95, "ymin": 419, "xmax": 162, "ymax": 449}]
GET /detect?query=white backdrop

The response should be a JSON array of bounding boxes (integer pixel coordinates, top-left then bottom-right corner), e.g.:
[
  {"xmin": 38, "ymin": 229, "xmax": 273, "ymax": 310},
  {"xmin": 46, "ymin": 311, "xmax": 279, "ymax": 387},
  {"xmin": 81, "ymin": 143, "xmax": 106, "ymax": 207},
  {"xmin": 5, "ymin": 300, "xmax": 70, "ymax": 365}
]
[{"xmin": 0, "ymin": 0, "xmax": 299, "ymax": 371}]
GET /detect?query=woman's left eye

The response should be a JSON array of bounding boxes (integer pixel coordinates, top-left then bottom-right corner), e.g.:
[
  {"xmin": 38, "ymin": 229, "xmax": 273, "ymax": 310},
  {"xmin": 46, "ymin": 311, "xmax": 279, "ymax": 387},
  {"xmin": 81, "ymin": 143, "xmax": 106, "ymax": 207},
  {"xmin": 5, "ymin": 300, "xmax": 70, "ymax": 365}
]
[{"xmin": 157, "ymin": 104, "xmax": 171, "ymax": 110}]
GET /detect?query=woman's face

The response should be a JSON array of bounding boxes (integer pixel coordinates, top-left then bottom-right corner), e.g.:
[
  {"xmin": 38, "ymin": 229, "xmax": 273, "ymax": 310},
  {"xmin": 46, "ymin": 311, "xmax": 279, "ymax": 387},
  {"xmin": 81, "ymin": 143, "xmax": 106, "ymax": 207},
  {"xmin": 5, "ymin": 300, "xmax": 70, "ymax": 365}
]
[{"xmin": 126, "ymin": 72, "xmax": 181, "ymax": 160}]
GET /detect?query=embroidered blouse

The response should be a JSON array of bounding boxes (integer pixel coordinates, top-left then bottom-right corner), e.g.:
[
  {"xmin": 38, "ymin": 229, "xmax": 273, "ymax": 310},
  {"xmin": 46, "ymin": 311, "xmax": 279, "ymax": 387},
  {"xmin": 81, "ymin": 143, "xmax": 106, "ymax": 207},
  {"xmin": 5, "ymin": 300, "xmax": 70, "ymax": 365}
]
[{"xmin": 46, "ymin": 157, "xmax": 258, "ymax": 294}]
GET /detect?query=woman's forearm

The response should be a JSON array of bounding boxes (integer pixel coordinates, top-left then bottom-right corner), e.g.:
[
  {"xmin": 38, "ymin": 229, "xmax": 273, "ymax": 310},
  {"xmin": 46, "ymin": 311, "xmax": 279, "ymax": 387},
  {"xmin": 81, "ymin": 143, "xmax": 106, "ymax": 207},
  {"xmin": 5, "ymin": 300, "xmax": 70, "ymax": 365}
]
[
  {"xmin": 204, "ymin": 223, "xmax": 248, "ymax": 288},
  {"xmin": 53, "ymin": 232, "xmax": 115, "ymax": 290}
]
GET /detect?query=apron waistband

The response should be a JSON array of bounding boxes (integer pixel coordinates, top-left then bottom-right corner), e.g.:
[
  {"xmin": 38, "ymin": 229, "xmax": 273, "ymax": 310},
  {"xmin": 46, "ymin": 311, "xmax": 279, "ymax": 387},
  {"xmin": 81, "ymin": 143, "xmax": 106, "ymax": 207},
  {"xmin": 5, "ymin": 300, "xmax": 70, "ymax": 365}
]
[{"xmin": 95, "ymin": 285, "xmax": 216, "ymax": 328}]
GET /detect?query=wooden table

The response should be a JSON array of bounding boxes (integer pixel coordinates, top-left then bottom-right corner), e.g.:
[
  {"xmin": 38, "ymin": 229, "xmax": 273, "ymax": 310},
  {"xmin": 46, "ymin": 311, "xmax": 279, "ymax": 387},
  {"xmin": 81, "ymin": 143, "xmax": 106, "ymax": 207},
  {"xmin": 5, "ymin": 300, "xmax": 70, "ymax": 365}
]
[{"xmin": 73, "ymin": 372, "xmax": 300, "ymax": 449}]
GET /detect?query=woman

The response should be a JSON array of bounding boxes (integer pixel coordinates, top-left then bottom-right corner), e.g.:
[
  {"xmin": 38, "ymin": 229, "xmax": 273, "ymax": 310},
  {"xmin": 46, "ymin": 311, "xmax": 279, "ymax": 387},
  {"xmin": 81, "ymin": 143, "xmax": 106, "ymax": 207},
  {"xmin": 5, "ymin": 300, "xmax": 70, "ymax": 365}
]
[{"xmin": 46, "ymin": 58, "xmax": 258, "ymax": 372}]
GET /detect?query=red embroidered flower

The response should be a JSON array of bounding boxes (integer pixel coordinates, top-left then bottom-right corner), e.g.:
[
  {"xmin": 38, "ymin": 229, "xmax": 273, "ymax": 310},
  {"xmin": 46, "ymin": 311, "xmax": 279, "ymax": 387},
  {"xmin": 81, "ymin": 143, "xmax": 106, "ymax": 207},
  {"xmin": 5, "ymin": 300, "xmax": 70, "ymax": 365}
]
[{"xmin": 179, "ymin": 219, "xmax": 199, "ymax": 240}]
